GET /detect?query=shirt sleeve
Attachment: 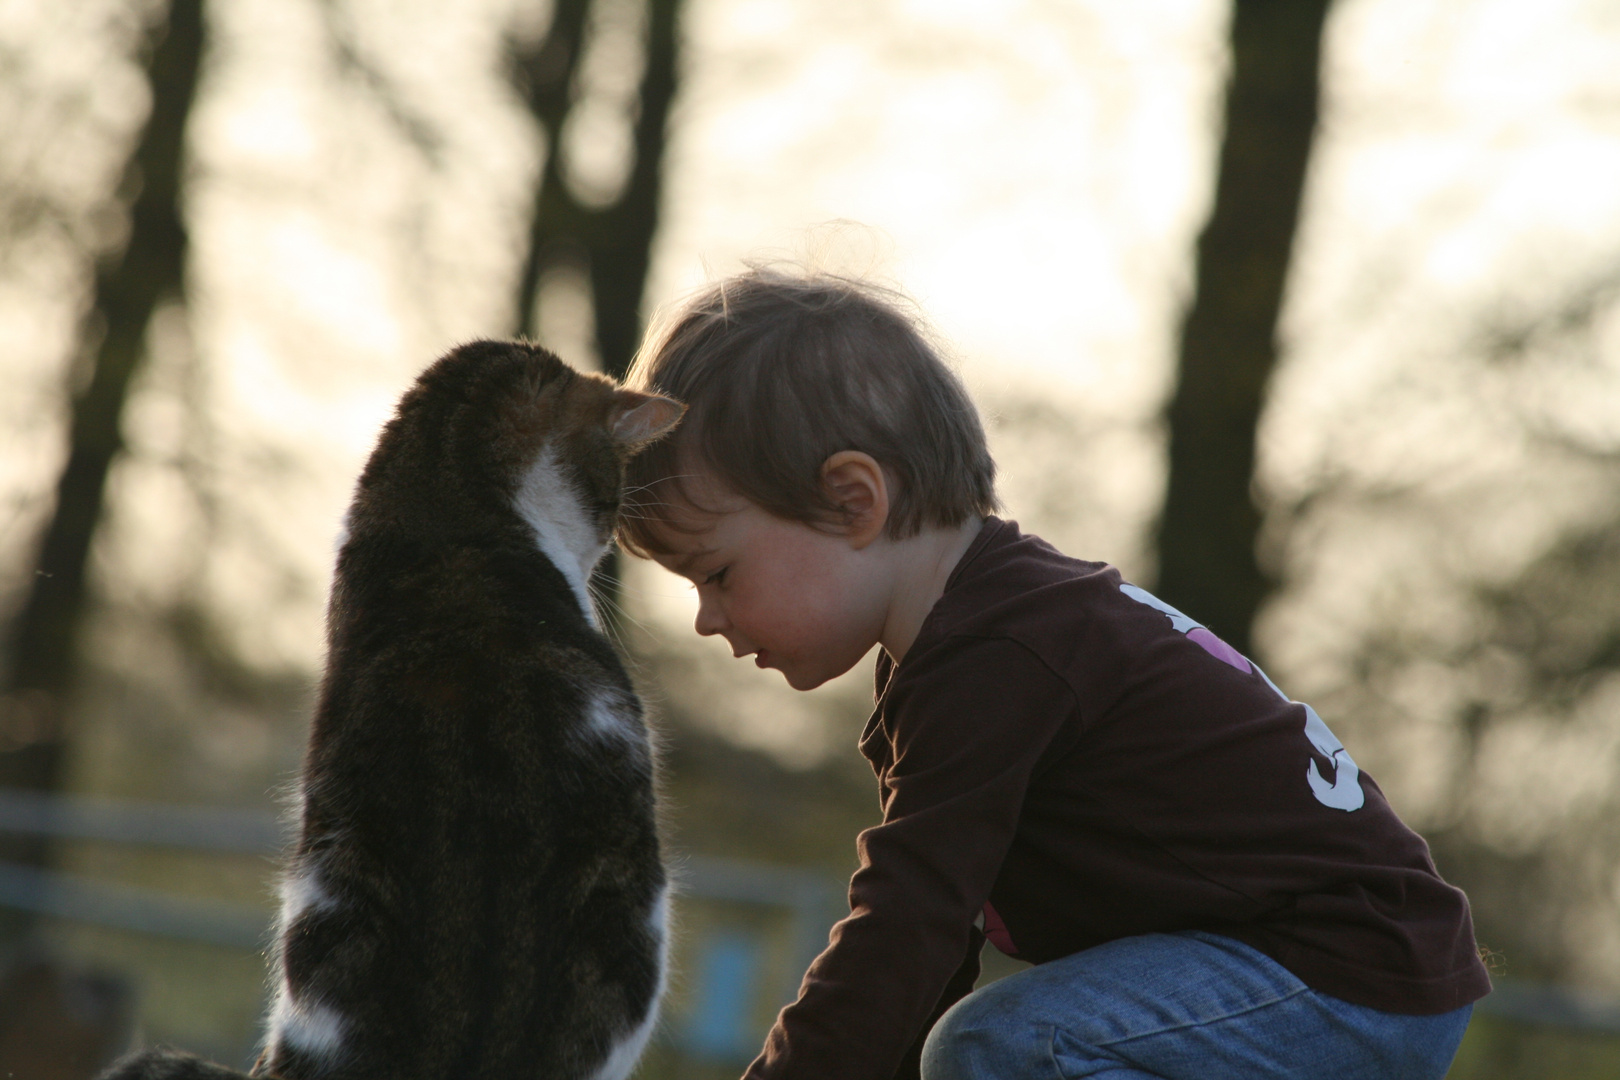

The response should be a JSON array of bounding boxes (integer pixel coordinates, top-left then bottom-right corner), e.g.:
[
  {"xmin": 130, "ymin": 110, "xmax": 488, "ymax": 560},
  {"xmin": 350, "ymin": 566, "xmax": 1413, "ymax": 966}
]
[
  {"xmin": 889, "ymin": 928, "xmax": 984, "ymax": 1080},
  {"xmin": 743, "ymin": 636, "xmax": 1076, "ymax": 1080}
]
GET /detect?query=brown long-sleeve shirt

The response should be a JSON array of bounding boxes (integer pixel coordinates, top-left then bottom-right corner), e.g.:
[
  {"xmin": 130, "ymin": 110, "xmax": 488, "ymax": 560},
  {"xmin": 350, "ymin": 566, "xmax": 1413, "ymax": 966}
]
[{"xmin": 743, "ymin": 519, "xmax": 1490, "ymax": 1080}]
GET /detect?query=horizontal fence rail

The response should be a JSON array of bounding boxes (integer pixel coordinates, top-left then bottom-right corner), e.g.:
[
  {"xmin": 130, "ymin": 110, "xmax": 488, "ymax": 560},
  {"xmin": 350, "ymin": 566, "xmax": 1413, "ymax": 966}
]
[
  {"xmin": 0, "ymin": 786, "xmax": 842, "ymax": 1057},
  {"xmin": 1480, "ymin": 982, "xmax": 1620, "ymax": 1034},
  {"xmin": 0, "ymin": 788, "xmax": 286, "ymax": 854},
  {"xmin": 0, "ymin": 859, "xmax": 270, "ymax": 951},
  {"xmin": 3, "ymin": 789, "xmax": 1618, "ymax": 1041},
  {"xmin": 0, "ymin": 788, "xmax": 842, "ymax": 937}
]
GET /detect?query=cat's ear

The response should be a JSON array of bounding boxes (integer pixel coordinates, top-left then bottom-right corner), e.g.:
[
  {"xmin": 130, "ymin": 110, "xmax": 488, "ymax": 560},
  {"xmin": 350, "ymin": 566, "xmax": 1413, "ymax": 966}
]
[{"xmin": 609, "ymin": 390, "xmax": 685, "ymax": 448}]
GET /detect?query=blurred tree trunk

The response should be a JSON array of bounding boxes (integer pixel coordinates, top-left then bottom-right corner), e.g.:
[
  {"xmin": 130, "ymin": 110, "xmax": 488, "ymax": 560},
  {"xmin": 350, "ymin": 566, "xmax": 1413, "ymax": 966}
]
[
  {"xmin": 509, "ymin": 0, "xmax": 680, "ymax": 381},
  {"xmin": 0, "ymin": 0, "xmax": 204, "ymax": 889},
  {"xmin": 1153, "ymin": 0, "xmax": 1332, "ymax": 655},
  {"xmin": 508, "ymin": 0, "xmax": 681, "ymax": 615}
]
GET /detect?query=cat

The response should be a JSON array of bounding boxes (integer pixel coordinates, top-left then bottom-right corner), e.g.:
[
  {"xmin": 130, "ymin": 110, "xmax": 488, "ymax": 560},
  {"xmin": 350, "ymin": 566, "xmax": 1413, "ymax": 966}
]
[{"xmin": 100, "ymin": 341, "xmax": 684, "ymax": 1080}]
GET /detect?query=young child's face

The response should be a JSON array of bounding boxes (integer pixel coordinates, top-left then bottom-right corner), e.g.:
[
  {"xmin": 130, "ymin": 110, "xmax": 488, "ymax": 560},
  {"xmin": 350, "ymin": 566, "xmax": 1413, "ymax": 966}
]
[{"xmin": 644, "ymin": 470, "xmax": 893, "ymax": 691}]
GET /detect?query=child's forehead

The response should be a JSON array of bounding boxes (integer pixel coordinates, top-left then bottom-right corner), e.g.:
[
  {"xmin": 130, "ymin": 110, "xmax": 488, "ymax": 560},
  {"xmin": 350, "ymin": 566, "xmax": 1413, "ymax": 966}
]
[
  {"xmin": 650, "ymin": 461, "xmax": 743, "ymax": 523},
  {"xmin": 639, "ymin": 468, "xmax": 742, "ymax": 555},
  {"xmin": 642, "ymin": 513, "xmax": 737, "ymax": 578},
  {"xmin": 666, "ymin": 458, "xmax": 742, "ymax": 507},
  {"xmin": 650, "ymin": 536, "xmax": 720, "ymax": 575}
]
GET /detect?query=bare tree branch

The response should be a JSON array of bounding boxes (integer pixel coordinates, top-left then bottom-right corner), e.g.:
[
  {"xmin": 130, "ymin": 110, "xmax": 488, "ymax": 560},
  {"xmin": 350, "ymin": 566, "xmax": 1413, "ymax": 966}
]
[{"xmin": 314, "ymin": 0, "xmax": 445, "ymax": 165}]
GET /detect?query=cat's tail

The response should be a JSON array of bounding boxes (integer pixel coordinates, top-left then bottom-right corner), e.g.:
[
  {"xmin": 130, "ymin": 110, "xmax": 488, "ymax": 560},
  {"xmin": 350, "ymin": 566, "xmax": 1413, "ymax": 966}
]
[{"xmin": 97, "ymin": 1047, "xmax": 260, "ymax": 1080}]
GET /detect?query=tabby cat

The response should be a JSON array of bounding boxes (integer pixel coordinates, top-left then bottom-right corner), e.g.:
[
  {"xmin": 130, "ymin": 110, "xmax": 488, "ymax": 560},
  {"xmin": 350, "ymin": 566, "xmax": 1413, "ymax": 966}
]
[{"xmin": 101, "ymin": 341, "xmax": 684, "ymax": 1080}]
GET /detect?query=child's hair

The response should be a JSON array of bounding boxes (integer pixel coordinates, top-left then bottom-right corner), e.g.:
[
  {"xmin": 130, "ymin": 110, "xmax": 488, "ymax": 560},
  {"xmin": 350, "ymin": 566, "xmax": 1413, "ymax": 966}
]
[{"xmin": 618, "ymin": 266, "xmax": 998, "ymax": 557}]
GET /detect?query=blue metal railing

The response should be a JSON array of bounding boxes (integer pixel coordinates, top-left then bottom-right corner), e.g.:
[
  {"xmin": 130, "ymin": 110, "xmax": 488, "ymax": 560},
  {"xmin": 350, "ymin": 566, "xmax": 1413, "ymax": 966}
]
[
  {"xmin": 1475, "ymin": 981, "xmax": 1620, "ymax": 1034},
  {"xmin": 0, "ymin": 787, "xmax": 842, "ymax": 1061},
  {"xmin": 6, "ymin": 788, "xmax": 1616, "ymax": 1045},
  {"xmin": 0, "ymin": 860, "xmax": 270, "ymax": 950},
  {"xmin": 0, "ymin": 788, "xmax": 284, "ymax": 854}
]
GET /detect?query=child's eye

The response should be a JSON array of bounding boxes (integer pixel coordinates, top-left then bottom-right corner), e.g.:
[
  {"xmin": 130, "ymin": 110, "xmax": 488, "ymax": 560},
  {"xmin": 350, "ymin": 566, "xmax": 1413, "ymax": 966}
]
[{"xmin": 702, "ymin": 567, "xmax": 728, "ymax": 586}]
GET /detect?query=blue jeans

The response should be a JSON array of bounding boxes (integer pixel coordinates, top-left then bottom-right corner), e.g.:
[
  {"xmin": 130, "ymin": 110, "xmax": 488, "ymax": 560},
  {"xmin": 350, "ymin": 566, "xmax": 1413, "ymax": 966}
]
[{"xmin": 921, "ymin": 931, "xmax": 1473, "ymax": 1080}]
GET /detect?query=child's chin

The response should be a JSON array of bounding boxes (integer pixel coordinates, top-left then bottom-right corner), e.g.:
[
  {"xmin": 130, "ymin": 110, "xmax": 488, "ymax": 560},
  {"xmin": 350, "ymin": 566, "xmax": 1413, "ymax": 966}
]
[
  {"xmin": 779, "ymin": 666, "xmax": 827, "ymax": 691},
  {"xmin": 776, "ymin": 652, "xmax": 870, "ymax": 691}
]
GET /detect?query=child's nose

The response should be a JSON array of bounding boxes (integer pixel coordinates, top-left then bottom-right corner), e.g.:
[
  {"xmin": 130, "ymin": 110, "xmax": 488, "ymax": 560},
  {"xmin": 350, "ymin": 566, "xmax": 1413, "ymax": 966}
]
[{"xmin": 693, "ymin": 593, "xmax": 727, "ymax": 637}]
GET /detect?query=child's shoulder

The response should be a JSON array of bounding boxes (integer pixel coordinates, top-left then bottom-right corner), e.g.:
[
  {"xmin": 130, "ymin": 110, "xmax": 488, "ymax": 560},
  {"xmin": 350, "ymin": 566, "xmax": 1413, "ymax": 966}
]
[
  {"xmin": 935, "ymin": 518, "xmax": 1129, "ymax": 627},
  {"xmin": 921, "ymin": 518, "xmax": 1242, "ymax": 684}
]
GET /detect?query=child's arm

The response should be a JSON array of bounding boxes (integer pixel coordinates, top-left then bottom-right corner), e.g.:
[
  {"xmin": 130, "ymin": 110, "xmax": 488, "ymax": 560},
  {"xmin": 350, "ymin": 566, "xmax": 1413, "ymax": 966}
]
[
  {"xmin": 743, "ymin": 637, "xmax": 1075, "ymax": 1080},
  {"xmin": 889, "ymin": 929, "xmax": 985, "ymax": 1080}
]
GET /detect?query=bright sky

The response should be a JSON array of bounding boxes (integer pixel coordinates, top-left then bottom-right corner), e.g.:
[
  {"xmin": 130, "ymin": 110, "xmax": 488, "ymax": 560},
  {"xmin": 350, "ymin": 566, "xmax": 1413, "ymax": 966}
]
[
  {"xmin": 4, "ymin": 0, "xmax": 1619, "ymax": 780},
  {"xmin": 633, "ymin": 0, "xmax": 1620, "ymax": 765}
]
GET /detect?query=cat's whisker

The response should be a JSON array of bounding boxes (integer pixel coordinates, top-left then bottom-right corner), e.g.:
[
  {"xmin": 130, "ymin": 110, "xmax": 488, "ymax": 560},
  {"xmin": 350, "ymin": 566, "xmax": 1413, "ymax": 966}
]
[
  {"xmin": 591, "ymin": 587, "xmax": 657, "ymax": 641},
  {"xmin": 613, "ymin": 508, "xmax": 680, "ymax": 523},
  {"xmin": 616, "ymin": 494, "xmax": 690, "ymax": 511},
  {"xmin": 587, "ymin": 577, "xmax": 661, "ymax": 653},
  {"xmin": 626, "ymin": 471, "xmax": 703, "ymax": 489}
]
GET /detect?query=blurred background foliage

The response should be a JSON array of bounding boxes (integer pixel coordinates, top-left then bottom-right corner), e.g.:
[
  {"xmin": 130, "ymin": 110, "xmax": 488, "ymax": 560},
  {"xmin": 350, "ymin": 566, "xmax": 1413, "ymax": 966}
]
[{"xmin": 1, "ymin": 0, "xmax": 1618, "ymax": 1076}]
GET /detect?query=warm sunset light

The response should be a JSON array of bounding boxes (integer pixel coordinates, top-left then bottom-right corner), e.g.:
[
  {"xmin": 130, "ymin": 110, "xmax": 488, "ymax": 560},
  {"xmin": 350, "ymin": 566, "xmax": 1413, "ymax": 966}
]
[{"xmin": 1, "ymin": 0, "xmax": 1617, "ymax": 1075}]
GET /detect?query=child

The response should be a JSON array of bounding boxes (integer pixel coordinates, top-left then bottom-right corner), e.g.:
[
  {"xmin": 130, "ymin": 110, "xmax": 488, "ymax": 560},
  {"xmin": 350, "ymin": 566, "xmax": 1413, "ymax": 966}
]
[{"xmin": 617, "ymin": 268, "xmax": 1490, "ymax": 1080}]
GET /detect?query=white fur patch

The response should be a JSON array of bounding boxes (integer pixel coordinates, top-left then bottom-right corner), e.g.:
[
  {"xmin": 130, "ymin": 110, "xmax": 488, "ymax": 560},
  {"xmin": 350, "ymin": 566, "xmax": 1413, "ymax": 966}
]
[
  {"xmin": 265, "ymin": 862, "xmax": 347, "ymax": 1065},
  {"xmin": 585, "ymin": 688, "xmax": 639, "ymax": 742},
  {"xmin": 513, "ymin": 446, "xmax": 608, "ymax": 629},
  {"xmin": 332, "ymin": 507, "xmax": 352, "ymax": 555},
  {"xmin": 650, "ymin": 884, "xmax": 672, "ymax": 980},
  {"xmin": 590, "ymin": 884, "xmax": 671, "ymax": 1080},
  {"xmin": 267, "ymin": 989, "xmax": 348, "ymax": 1064},
  {"xmin": 276, "ymin": 866, "xmax": 336, "ymax": 931}
]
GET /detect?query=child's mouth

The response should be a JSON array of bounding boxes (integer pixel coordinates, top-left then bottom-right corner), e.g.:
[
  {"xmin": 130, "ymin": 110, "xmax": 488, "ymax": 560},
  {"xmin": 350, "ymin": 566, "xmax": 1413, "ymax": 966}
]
[{"xmin": 753, "ymin": 651, "xmax": 769, "ymax": 669}]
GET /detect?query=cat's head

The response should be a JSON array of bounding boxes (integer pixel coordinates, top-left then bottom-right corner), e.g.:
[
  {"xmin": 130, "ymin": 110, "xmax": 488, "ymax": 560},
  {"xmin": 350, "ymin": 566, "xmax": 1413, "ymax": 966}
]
[{"xmin": 366, "ymin": 341, "xmax": 683, "ymax": 587}]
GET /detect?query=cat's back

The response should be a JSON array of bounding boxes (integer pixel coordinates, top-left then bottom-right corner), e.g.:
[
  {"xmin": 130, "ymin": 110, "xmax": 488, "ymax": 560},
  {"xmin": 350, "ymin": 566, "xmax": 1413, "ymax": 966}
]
[{"xmin": 263, "ymin": 342, "xmax": 682, "ymax": 1080}]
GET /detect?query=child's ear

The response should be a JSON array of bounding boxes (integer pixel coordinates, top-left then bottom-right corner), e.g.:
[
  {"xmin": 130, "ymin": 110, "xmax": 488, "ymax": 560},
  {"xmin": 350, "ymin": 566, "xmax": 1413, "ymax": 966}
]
[
  {"xmin": 820, "ymin": 451, "xmax": 889, "ymax": 549},
  {"xmin": 609, "ymin": 389, "xmax": 686, "ymax": 447}
]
